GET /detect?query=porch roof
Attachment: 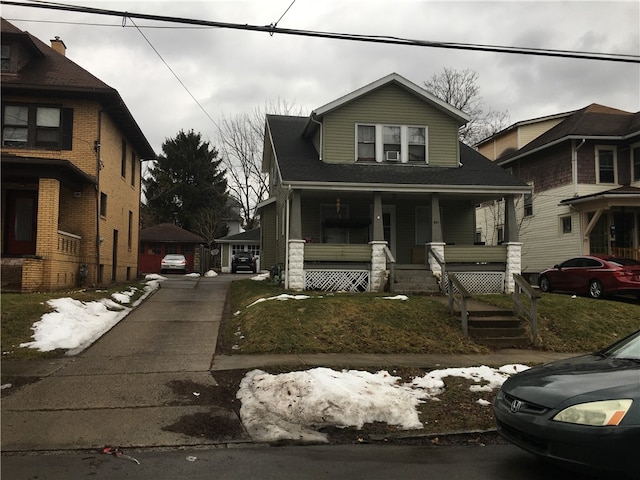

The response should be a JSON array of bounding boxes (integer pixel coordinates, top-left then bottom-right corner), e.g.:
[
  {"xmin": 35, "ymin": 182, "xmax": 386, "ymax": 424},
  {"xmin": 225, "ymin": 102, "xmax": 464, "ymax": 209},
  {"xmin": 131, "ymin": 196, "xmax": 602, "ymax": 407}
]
[
  {"xmin": 267, "ymin": 115, "xmax": 530, "ymax": 195},
  {"xmin": 1, "ymin": 154, "xmax": 96, "ymax": 187},
  {"xmin": 559, "ymin": 185, "xmax": 640, "ymax": 208}
]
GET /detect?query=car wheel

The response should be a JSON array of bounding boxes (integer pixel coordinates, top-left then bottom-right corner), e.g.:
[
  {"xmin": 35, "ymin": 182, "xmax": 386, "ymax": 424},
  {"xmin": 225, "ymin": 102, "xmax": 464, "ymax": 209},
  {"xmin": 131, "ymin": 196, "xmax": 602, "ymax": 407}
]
[
  {"xmin": 539, "ymin": 275, "xmax": 552, "ymax": 292},
  {"xmin": 588, "ymin": 279, "xmax": 603, "ymax": 299}
]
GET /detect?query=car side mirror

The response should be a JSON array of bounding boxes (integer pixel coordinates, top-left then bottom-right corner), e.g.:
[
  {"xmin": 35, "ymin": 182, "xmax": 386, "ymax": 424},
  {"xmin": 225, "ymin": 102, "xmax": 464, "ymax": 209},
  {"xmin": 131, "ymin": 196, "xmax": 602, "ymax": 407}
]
[{"xmin": 554, "ymin": 264, "xmax": 560, "ymax": 269}]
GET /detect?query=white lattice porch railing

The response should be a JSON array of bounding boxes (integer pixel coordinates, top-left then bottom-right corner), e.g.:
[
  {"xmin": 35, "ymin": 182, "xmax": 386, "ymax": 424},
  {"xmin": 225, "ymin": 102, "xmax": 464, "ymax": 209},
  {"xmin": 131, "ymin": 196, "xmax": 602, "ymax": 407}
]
[
  {"xmin": 443, "ymin": 272, "xmax": 505, "ymax": 294},
  {"xmin": 305, "ymin": 269, "xmax": 370, "ymax": 292}
]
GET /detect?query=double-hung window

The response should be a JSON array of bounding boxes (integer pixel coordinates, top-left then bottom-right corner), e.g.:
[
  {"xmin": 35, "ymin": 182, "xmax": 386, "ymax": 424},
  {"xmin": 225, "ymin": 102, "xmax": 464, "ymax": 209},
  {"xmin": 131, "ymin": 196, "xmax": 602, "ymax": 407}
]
[
  {"xmin": 632, "ymin": 144, "xmax": 640, "ymax": 183},
  {"xmin": 596, "ymin": 146, "xmax": 616, "ymax": 184},
  {"xmin": 2, "ymin": 104, "xmax": 72, "ymax": 149},
  {"xmin": 357, "ymin": 125, "xmax": 376, "ymax": 161},
  {"xmin": 356, "ymin": 124, "xmax": 428, "ymax": 163}
]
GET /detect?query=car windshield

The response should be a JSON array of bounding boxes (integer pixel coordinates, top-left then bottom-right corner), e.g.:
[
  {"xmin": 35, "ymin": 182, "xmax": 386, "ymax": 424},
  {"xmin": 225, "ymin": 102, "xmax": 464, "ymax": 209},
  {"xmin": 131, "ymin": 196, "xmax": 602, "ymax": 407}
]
[{"xmin": 600, "ymin": 331, "xmax": 640, "ymax": 360}]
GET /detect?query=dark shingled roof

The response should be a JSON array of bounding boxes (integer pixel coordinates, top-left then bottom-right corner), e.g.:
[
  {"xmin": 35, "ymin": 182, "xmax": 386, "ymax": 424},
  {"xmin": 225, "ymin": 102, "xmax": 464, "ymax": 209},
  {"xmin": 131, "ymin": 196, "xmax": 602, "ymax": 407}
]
[
  {"xmin": 267, "ymin": 115, "xmax": 528, "ymax": 190},
  {"xmin": 140, "ymin": 224, "xmax": 205, "ymax": 243},
  {"xmin": 498, "ymin": 104, "xmax": 640, "ymax": 165},
  {"xmin": 1, "ymin": 18, "xmax": 155, "ymax": 159},
  {"xmin": 217, "ymin": 228, "xmax": 260, "ymax": 242}
]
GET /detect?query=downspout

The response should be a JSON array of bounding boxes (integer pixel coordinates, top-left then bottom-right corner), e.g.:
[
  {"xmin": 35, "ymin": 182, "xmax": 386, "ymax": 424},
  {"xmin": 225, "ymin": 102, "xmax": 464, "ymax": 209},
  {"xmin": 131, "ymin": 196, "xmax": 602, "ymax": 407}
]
[
  {"xmin": 310, "ymin": 114, "xmax": 323, "ymax": 161},
  {"xmin": 573, "ymin": 139, "xmax": 585, "ymax": 197},
  {"xmin": 95, "ymin": 111, "xmax": 103, "ymax": 285},
  {"xmin": 573, "ymin": 139, "xmax": 585, "ymax": 255}
]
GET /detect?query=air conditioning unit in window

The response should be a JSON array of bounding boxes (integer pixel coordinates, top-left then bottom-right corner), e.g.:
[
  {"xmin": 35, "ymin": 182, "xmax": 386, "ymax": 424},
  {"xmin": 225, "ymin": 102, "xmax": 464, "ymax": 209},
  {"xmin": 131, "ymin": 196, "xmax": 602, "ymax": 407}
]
[{"xmin": 385, "ymin": 151, "xmax": 400, "ymax": 161}]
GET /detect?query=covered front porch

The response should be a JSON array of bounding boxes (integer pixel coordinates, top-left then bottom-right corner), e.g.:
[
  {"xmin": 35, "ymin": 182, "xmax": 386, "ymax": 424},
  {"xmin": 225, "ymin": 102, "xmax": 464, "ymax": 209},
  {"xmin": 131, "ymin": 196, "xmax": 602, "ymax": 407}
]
[
  {"xmin": 1, "ymin": 155, "xmax": 97, "ymax": 291},
  {"xmin": 281, "ymin": 189, "xmax": 523, "ymax": 293},
  {"xmin": 561, "ymin": 186, "xmax": 640, "ymax": 261}
]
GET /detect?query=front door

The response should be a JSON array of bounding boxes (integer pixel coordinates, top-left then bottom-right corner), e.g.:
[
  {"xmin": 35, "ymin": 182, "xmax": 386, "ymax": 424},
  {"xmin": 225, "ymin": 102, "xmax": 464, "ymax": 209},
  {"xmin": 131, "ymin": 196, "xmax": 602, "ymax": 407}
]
[{"xmin": 5, "ymin": 190, "xmax": 37, "ymax": 255}]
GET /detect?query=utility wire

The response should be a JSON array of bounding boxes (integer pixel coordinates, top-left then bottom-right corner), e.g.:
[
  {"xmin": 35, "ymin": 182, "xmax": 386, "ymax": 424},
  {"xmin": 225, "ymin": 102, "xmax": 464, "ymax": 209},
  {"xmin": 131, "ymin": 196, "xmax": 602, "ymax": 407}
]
[
  {"xmin": 2, "ymin": 0, "xmax": 639, "ymax": 63},
  {"xmin": 125, "ymin": 16, "xmax": 218, "ymax": 129}
]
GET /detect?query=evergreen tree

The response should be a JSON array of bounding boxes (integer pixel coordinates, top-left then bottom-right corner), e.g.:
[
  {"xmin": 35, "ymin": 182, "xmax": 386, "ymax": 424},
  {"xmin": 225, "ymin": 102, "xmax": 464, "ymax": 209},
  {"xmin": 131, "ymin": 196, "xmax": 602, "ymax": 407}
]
[{"xmin": 143, "ymin": 130, "xmax": 228, "ymax": 233}]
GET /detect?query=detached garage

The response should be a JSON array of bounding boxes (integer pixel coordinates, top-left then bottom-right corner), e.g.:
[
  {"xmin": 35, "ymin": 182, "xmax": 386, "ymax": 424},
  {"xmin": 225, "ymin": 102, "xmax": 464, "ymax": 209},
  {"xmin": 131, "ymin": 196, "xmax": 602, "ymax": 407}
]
[
  {"xmin": 216, "ymin": 228, "xmax": 260, "ymax": 273},
  {"xmin": 139, "ymin": 223, "xmax": 207, "ymax": 274}
]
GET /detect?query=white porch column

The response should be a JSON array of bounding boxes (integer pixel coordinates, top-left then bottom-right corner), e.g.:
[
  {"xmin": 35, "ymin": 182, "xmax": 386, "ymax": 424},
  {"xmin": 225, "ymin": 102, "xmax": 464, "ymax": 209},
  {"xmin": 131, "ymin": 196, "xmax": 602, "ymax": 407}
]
[
  {"xmin": 427, "ymin": 242, "xmax": 445, "ymax": 279},
  {"xmin": 505, "ymin": 242, "xmax": 522, "ymax": 294},
  {"xmin": 287, "ymin": 239, "xmax": 306, "ymax": 291},
  {"xmin": 370, "ymin": 241, "xmax": 388, "ymax": 292}
]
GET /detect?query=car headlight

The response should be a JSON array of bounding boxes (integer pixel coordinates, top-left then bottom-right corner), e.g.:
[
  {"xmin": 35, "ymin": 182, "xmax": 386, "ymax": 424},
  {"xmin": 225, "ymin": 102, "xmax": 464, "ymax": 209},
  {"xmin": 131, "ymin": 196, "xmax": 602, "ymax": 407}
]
[{"xmin": 553, "ymin": 399, "xmax": 633, "ymax": 426}]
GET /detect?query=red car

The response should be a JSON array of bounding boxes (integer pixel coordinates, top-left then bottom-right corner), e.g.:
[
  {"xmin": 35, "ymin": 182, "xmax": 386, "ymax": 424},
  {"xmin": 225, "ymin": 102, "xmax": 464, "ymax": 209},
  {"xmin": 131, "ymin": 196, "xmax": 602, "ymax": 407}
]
[{"xmin": 538, "ymin": 256, "xmax": 640, "ymax": 299}]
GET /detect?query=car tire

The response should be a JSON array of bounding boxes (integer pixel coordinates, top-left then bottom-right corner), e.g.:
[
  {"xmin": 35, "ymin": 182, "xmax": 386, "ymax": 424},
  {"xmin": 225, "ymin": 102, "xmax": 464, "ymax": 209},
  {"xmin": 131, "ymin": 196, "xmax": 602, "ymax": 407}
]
[
  {"xmin": 539, "ymin": 275, "xmax": 552, "ymax": 292},
  {"xmin": 588, "ymin": 279, "xmax": 603, "ymax": 299}
]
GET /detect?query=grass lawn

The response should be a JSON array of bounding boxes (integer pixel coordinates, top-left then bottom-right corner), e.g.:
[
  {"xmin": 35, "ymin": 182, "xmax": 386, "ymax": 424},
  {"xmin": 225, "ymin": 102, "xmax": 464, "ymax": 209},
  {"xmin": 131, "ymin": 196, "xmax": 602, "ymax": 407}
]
[
  {"xmin": 218, "ymin": 280, "xmax": 640, "ymax": 356},
  {"xmin": 1, "ymin": 281, "xmax": 150, "ymax": 360}
]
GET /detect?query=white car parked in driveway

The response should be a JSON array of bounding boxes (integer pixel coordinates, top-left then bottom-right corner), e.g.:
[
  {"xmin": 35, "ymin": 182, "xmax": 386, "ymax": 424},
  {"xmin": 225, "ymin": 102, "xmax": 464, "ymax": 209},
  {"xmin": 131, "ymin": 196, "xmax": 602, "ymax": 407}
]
[{"xmin": 160, "ymin": 254, "xmax": 187, "ymax": 273}]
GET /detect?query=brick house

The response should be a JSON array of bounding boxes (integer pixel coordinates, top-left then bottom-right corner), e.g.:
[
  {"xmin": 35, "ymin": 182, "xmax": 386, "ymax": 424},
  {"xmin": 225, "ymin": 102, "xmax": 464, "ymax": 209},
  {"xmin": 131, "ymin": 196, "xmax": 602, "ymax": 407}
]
[
  {"xmin": 1, "ymin": 19, "xmax": 155, "ymax": 291},
  {"xmin": 476, "ymin": 104, "xmax": 640, "ymax": 276},
  {"xmin": 259, "ymin": 73, "xmax": 530, "ymax": 293}
]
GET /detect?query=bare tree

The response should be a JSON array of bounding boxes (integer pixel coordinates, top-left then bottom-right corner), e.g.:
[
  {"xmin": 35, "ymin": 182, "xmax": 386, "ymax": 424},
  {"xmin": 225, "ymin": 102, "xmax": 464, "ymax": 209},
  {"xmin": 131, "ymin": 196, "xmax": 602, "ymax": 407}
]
[
  {"xmin": 424, "ymin": 67, "xmax": 510, "ymax": 145},
  {"xmin": 191, "ymin": 207, "xmax": 230, "ymax": 249},
  {"xmin": 217, "ymin": 99, "xmax": 306, "ymax": 229}
]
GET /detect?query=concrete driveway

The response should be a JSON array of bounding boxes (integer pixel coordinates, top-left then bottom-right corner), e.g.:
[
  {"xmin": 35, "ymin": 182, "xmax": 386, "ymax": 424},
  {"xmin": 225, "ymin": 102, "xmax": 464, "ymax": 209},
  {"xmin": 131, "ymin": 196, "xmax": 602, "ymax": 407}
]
[{"xmin": 1, "ymin": 274, "xmax": 250, "ymax": 452}]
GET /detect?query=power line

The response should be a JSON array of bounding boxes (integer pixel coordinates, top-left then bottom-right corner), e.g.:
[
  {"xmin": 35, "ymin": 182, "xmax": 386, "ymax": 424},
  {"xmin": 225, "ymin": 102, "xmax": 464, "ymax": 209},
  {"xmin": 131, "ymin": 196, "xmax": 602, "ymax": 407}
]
[
  {"xmin": 2, "ymin": 0, "xmax": 639, "ymax": 63},
  {"xmin": 125, "ymin": 16, "xmax": 219, "ymax": 130}
]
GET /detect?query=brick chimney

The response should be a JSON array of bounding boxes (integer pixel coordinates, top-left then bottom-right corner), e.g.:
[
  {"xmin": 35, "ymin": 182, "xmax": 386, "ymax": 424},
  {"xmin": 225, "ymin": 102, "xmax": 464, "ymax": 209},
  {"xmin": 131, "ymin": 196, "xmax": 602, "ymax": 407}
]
[{"xmin": 50, "ymin": 36, "xmax": 66, "ymax": 56}]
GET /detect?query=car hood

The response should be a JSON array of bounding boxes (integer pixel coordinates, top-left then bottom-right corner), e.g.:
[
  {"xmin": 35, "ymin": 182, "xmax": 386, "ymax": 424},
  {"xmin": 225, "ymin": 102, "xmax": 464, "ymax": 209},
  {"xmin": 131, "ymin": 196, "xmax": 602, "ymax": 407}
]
[{"xmin": 503, "ymin": 354, "xmax": 640, "ymax": 408}]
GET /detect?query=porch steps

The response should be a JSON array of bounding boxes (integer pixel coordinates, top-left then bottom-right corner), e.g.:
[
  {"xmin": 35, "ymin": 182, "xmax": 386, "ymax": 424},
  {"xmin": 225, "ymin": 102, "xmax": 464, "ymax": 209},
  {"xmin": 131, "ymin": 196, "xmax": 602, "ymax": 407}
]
[
  {"xmin": 467, "ymin": 308, "xmax": 530, "ymax": 348},
  {"xmin": 393, "ymin": 265, "xmax": 440, "ymax": 294}
]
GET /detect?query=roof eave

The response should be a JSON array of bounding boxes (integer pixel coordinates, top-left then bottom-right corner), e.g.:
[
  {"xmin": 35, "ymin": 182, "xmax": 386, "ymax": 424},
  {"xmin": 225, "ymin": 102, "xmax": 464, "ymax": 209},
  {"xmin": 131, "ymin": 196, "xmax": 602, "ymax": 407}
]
[{"xmin": 282, "ymin": 180, "xmax": 530, "ymax": 195}]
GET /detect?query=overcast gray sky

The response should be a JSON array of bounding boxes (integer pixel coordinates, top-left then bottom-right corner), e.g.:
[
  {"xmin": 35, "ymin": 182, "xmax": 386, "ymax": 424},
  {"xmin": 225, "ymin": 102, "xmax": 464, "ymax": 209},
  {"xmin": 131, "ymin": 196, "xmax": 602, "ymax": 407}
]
[{"xmin": 3, "ymin": 0, "xmax": 639, "ymax": 156}]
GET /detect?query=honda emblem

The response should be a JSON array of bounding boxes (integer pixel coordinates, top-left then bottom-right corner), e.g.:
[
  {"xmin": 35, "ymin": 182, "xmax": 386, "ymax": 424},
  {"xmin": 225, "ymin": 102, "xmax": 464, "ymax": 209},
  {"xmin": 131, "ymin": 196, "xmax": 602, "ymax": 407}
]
[{"xmin": 510, "ymin": 399, "xmax": 523, "ymax": 413}]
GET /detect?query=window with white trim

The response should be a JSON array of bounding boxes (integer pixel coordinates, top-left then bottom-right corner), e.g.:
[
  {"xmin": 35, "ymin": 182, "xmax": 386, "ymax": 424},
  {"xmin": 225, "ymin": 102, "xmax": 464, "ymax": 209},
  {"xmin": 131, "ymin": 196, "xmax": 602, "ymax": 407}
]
[
  {"xmin": 596, "ymin": 146, "xmax": 617, "ymax": 184},
  {"xmin": 560, "ymin": 215, "xmax": 572, "ymax": 234},
  {"xmin": 632, "ymin": 144, "xmax": 640, "ymax": 183},
  {"xmin": 356, "ymin": 124, "xmax": 428, "ymax": 164}
]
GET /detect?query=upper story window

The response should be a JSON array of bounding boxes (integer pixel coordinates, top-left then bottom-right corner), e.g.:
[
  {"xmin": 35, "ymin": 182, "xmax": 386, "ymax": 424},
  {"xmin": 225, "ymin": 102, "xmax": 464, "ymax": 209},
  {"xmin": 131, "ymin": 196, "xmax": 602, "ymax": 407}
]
[
  {"xmin": 596, "ymin": 146, "xmax": 617, "ymax": 184},
  {"xmin": 2, "ymin": 103, "xmax": 73, "ymax": 150},
  {"xmin": 632, "ymin": 144, "xmax": 640, "ymax": 183},
  {"xmin": 1, "ymin": 45, "xmax": 11, "ymax": 72},
  {"xmin": 356, "ymin": 124, "xmax": 428, "ymax": 164},
  {"xmin": 121, "ymin": 139, "xmax": 127, "ymax": 178}
]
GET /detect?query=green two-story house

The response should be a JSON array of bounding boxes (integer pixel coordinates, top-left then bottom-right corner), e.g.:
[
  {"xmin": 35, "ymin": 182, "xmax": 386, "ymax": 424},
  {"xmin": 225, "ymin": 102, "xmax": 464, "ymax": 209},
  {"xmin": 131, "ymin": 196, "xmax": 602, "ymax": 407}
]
[{"xmin": 259, "ymin": 73, "xmax": 530, "ymax": 293}]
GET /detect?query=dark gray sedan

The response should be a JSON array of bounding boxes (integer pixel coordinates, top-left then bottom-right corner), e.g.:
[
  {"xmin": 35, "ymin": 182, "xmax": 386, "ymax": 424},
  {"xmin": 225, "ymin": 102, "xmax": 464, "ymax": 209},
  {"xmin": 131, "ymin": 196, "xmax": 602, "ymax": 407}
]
[{"xmin": 493, "ymin": 330, "xmax": 640, "ymax": 477}]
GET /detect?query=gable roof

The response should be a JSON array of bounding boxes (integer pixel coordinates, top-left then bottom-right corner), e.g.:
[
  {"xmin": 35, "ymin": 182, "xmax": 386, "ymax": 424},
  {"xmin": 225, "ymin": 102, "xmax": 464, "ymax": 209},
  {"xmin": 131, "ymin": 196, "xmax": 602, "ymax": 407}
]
[
  {"xmin": 310, "ymin": 73, "xmax": 471, "ymax": 125},
  {"xmin": 266, "ymin": 115, "xmax": 529, "ymax": 195},
  {"xmin": 140, "ymin": 223, "xmax": 205, "ymax": 243},
  {"xmin": 216, "ymin": 228, "xmax": 261, "ymax": 243},
  {"xmin": 1, "ymin": 18, "xmax": 155, "ymax": 160},
  {"xmin": 498, "ymin": 104, "xmax": 640, "ymax": 166}
]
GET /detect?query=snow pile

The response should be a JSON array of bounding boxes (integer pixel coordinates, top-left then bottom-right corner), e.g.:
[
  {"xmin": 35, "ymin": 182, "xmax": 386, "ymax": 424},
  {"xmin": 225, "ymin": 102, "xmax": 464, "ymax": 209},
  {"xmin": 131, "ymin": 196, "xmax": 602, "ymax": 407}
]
[
  {"xmin": 19, "ymin": 276, "xmax": 164, "ymax": 355},
  {"xmin": 237, "ymin": 364, "xmax": 530, "ymax": 443}
]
